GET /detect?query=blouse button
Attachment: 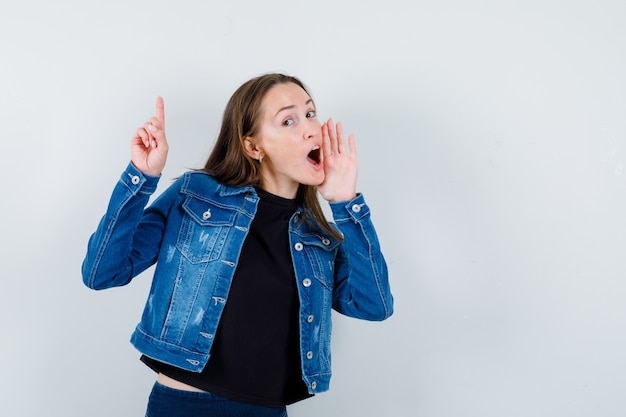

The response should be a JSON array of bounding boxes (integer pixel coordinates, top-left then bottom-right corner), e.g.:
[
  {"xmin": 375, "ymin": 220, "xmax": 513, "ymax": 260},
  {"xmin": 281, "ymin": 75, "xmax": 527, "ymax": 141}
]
[
  {"xmin": 303, "ymin": 278, "xmax": 312, "ymax": 287},
  {"xmin": 294, "ymin": 242, "xmax": 304, "ymax": 251}
]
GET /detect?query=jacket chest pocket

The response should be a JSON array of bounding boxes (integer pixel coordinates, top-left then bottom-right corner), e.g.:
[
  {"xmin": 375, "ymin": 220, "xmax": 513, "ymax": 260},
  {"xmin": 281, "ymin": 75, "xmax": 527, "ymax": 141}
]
[
  {"xmin": 176, "ymin": 195, "xmax": 237, "ymax": 264},
  {"xmin": 298, "ymin": 234, "xmax": 340, "ymax": 289}
]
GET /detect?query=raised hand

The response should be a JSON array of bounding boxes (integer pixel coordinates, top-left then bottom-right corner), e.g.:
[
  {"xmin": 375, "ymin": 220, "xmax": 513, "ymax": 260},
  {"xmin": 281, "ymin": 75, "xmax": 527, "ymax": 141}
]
[
  {"xmin": 130, "ymin": 96, "xmax": 168, "ymax": 176},
  {"xmin": 317, "ymin": 118, "xmax": 358, "ymax": 202}
]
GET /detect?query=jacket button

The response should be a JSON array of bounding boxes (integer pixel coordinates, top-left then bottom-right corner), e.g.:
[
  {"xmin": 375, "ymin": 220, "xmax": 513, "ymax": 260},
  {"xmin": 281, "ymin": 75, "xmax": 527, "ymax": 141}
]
[
  {"xmin": 321, "ymin": 237, "xmax": 330, "ymax": 246},
  {"xmin": 351, "ymin": 203, "xmax": 361, "ymax": 213},
  {"xmin": 294, "ymin": 242, "xmax": 303, "ymax": 251},
  {"xmin": 131, "ymin": 175, "xmax": 140, "ymax": 185},
  {"xmin": 307, "ymin": 315, "xmax": 314, "ymax": 323},
  {"xmin": 311, "ymin": 381, "xmax": 317, "ymax": 390},
  {"xmin": 202, "ymin": 209, "xmax": 212, "ymax": 220},
  {"xmin": 306, "ymin": 351, "xmax": 313, "ymax": 360},
  {"xmin": 303, "ymin": 278, "xmax": 312, "ymax": 287}
]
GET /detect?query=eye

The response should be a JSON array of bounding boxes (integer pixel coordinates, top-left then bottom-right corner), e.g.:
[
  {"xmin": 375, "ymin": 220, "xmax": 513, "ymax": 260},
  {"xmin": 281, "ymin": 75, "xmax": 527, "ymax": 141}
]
[
  {"xmin": 306, "ymin": 110, "xmax": 316, "ymax": 118},
  {"xmin": 283, "ymin": 118, "xmax": 294, "ymax": 126}
]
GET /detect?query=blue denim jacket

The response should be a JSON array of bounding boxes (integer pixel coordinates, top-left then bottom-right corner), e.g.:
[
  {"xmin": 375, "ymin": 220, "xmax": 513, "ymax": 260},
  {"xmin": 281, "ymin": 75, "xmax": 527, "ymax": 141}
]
[{"xmin": 82, "ymin": 162, "xmax": 393, "ymax": 394}]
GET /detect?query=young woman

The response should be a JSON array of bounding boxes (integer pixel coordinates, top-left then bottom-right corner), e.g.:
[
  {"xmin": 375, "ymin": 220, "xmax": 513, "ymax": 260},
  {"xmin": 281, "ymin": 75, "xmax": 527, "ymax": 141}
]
[{"xmin": 82, "ymin": 73, "xmax": 393, "ymax": 417}]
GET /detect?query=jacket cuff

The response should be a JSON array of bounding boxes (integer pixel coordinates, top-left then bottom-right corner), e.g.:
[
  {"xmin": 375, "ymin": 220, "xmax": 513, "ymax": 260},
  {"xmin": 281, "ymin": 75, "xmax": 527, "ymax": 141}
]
[
  {"xmin": 329, "ymin": 193, "xmax": 369, "ymax": 222},
  {"xmin": 121, "ymin": 162, "xmax": 160, "ymax": 195}
]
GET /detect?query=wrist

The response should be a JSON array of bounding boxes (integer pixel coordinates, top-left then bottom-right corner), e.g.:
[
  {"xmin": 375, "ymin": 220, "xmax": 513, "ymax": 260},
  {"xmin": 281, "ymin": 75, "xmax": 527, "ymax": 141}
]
[{"xmin": 327, "ymin": 193, "xmax": 357, "ymax": 203}]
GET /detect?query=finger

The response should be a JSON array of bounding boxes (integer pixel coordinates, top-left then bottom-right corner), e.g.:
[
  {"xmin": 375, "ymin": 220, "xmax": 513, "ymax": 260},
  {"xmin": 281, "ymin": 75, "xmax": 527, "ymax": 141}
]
[
  {"xmin": 322, "ymin": 122, "xmax": 331, "ymax": 159},
  {"xmin": 156, "ymin": 96, "xmax": 165, "ymax": 128},
  {"xmin": 148, "ymin": 114, "xmax": 165, "ymax": 147},
  {"xmin": 143, "ymin": 121, "xmax": 158, "ymax": 148},
  {"xmin": 336, "ymin": 121, "xmax": 346, "ymax": 155},
  {"xmin": 327, "ymin": 118, "xmax": 339, "ymax": 154},
  {"xmin": 144, "ymin": 121, "xmax": 157, "ymax": 134},
  {"xmin": 148, "ymin": 116, "xmax": 163, "ymax": 131},
  {"xmin": 135, "ymin": 128, "xmax": 150, "ymax": 148},
  {"xmin": 347, "ymin": 133, "xmax": 357, "ymax": 160}
]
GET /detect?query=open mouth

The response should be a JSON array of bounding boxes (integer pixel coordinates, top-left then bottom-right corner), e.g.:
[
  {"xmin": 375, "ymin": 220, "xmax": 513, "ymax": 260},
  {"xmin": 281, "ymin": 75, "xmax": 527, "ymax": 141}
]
[{"xmin": 307, "ymin": 145, "xmax": 321, "ymax": 166}]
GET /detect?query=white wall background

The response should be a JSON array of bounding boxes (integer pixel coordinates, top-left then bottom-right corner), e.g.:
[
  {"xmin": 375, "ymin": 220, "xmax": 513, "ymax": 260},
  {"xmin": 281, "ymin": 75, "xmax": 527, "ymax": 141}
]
[{"xmin": 1, "ymin": 1, "xmax": 625, "ymax": 416}]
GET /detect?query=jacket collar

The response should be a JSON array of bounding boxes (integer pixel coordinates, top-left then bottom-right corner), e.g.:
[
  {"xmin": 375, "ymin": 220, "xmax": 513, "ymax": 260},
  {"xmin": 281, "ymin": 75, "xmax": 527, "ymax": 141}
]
[{"xmin": 216, "ymin": 183, "xmax": 256, "ymax": 197}]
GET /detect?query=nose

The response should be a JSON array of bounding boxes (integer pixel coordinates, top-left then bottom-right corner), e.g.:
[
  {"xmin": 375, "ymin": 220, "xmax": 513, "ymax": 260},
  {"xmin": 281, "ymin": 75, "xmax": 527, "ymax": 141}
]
[{"xmin": 303, "ymin": 120, "xmax": 320, "ymax": 140}]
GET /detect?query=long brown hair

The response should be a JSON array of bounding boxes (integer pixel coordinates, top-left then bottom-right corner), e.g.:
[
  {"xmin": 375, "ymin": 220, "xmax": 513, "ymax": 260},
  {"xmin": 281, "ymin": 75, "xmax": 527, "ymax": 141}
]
[{"xmin": 200, "ymin": 73, "xmax": 342, "ymax": 241}]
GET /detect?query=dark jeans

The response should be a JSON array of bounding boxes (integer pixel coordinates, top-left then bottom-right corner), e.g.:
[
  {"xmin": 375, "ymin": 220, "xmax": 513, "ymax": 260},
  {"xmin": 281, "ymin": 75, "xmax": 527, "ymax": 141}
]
[{"xmin": 145, "ymin": 382, "xmax": 288, "ymax": 417}]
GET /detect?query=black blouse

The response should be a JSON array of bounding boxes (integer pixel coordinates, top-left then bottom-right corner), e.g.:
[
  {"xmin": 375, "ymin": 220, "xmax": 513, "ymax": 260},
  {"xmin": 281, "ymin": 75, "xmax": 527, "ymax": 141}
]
[{"xmin": 142, "ymin": 187, "xmax": 311, "ymax": 406}]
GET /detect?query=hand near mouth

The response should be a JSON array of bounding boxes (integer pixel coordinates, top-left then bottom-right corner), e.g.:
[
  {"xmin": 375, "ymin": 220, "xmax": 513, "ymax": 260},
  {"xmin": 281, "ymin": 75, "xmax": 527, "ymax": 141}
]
[{"xmin": 317, "ymin": 118, "xmax": 358, "ymax": 203}]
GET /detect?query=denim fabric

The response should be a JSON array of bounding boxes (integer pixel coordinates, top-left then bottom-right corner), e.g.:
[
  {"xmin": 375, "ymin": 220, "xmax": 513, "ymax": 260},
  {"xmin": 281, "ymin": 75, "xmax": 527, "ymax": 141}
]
[
  {"xmin": 83, "ymin": 162, "xmax": 393, "ymax": 395},
  {"xmin": 145, "ymin": 382, "xmax": 288, "ymax": 417}
]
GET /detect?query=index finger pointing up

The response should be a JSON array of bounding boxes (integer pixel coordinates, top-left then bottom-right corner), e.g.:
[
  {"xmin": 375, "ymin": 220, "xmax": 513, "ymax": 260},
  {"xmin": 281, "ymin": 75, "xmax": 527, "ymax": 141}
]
[{"xmin": 156, "ymin": 96, "xmax": 165, "ymax": 127}]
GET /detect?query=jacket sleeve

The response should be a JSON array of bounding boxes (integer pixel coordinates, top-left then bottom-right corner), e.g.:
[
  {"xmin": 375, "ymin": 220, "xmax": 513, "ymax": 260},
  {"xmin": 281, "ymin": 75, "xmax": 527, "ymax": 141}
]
[
  {"xmin": 81, "ymin": 162, "xmax": 172, "ymax": 290},
  {"xmin": 329, "ymin": 194, "xmax": 394, "ymax": 321}
]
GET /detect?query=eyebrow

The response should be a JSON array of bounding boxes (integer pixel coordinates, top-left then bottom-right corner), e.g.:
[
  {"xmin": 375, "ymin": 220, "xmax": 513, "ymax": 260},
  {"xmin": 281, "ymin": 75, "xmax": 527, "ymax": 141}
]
[{"xmin": 275, "ymin": 99, "xmax": 314, "ymax": 117}]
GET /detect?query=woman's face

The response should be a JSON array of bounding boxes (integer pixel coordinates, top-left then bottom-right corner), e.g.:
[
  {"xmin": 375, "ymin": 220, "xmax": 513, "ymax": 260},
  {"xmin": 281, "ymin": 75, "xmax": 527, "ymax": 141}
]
[{"xmin": 249, "ymin": 82, "xmax": 324, "ymax": 198}]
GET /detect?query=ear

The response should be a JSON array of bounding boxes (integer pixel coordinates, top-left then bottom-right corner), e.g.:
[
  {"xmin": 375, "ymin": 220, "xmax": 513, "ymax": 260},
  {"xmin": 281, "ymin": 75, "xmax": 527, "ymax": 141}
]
[{"xmin": 243, "ymin": 136, "xmax": 262, "ymax": 160}]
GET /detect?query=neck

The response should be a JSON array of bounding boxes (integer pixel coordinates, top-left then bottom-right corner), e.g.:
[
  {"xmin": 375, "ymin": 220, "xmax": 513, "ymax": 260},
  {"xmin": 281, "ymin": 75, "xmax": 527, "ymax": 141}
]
[{"xmin": 259, "ymin": 176, "xmax": 299, "ymax": 199}]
